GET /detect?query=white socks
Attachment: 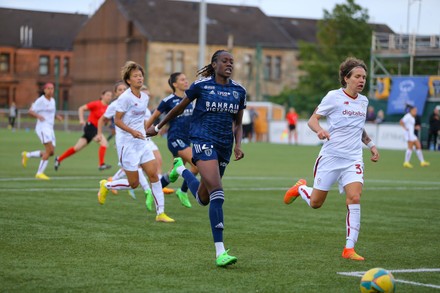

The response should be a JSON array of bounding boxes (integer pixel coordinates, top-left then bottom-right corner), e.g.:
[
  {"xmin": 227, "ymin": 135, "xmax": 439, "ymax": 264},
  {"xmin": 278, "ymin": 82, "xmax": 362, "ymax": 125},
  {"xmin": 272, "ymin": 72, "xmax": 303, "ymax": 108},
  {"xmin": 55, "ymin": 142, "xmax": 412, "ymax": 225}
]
[
  {"xmin": 416, "ymin": 150, "xmax": 425, "ymax": 162},
  {"xmin": 37, "ymin": 160, "xmax": 48, "ymax": 174},
  {"xmin": 215, "ymin": 242, "xmax": 225, "ymax": 257},
  {"xmin": 405, "ymin": 149, "xmax": 412, "ymax": 163},
  {"xmin": 106, "ymin": 179, "xmax": 131, "ymax": 190},
  {"xmin": 112, "ymin": 168, "xmax": 126, "ymax": 180},
  {"xmin": 298, "ymin": 185, "xmax": 313, "ymax": 206},
  {"xmin": 151, "ymin": 181, "xmax": 164, "ymax": 215},
  {"xmin": 176, "ymin": 165, "xmax": 186, "ymax": 175},
  {"xmin": 28, "ymin": 150, "xmax": 41, "ymax": 158},
  {"xmin": 345, "ymin": 204, "xmax": 361, "ymax": 249}
]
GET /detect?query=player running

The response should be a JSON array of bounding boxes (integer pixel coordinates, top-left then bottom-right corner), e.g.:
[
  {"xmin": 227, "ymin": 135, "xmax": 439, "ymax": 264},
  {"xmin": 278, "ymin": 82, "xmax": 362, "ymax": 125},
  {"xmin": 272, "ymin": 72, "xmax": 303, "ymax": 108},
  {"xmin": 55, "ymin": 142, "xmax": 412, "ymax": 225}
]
[
  {"xmin": 400, "ymin": 105, "xmax": 430, "ymax": 168},
  {"xmin": 21, "ymin": 83, "xmax": 63, "ymax": 179},
  {"xmin": 146, "ymin": 50, "xmax": 246, "ymax": 267},
  {"xmin": 146, "ymin": 72, "xmax": 196, "ymax": 209},
  {"xmin": 284, "ymin": 57, "xmax": 380, "ymax": 261},
  {"xmin": 97, "ymin": 61, "xmax": 175, "ymax": 223}
]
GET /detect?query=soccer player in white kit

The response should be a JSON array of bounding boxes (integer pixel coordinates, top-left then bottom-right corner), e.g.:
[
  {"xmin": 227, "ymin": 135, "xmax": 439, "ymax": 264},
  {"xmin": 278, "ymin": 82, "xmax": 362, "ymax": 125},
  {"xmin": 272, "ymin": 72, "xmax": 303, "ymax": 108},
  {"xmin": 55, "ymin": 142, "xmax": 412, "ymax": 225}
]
[
  {"xmin": 97, "ymin": 61, "xmax": 175, "ymax": 223},
  {"xmin": 96, "ymin": 83, "xmax": 153, "ymax": 202},
  {"xmin": 21, "ymin": 83, "xmax": 63, "ymax": 180},
  {"xmin": 284, "ymin": 57, "xmax": 379, "ymax": 261},
  {"xmin": 400, "ymin": 106, "xmax": 430, "ymax": 168}
]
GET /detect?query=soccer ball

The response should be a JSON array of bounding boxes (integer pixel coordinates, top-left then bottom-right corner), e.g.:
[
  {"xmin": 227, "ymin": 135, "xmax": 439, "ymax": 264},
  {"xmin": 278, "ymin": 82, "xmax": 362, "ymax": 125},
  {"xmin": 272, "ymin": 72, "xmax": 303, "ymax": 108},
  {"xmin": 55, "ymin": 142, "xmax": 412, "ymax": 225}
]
[{"xmin": 360, "ymin": 268, "xmax": 395, "ymax": 293}]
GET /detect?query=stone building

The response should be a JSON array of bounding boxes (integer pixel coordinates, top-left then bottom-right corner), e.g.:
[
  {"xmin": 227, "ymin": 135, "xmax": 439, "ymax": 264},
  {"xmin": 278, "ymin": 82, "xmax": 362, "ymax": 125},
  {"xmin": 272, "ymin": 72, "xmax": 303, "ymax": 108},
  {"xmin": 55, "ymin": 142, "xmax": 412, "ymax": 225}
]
[{"xmin": 72, "ymin": 0, "xmax": 299, "ymax": 108}]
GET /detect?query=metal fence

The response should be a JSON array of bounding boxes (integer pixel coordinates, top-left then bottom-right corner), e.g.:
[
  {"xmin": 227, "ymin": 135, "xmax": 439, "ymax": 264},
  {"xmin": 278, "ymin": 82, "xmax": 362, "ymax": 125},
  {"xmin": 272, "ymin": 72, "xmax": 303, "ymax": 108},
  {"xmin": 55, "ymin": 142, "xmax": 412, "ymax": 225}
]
[{"xmin": 0, "ymin": 108, "xmax": 86, "ymax": 132}]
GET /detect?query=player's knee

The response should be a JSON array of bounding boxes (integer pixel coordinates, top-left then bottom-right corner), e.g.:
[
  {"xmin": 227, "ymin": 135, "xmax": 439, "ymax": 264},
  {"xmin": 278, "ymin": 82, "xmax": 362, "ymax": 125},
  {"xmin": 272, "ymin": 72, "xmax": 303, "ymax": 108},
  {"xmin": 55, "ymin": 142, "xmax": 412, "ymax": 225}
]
[
  {"xmin": 347, "ymin": 194, "xmax": 361, "ymax": 205},
  {"xmin": 130, "ymin": 181, "xmax": 139, "ymax": 189},
  {"xmin": 310, "ymin": 200, "xmax": 323, "ymax": 209}
]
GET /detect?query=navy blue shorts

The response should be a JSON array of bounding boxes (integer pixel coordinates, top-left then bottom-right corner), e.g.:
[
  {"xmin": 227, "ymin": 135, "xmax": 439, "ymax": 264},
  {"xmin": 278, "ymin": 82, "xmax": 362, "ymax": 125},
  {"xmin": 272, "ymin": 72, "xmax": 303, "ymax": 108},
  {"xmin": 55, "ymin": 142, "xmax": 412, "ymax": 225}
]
[
  {"xmin": 192, "ymin": 143, "xmax": 229, "ymax": 177},
  {"xmin": 167, "ymin": 138, "xmax": 191, "ymax": 157}
]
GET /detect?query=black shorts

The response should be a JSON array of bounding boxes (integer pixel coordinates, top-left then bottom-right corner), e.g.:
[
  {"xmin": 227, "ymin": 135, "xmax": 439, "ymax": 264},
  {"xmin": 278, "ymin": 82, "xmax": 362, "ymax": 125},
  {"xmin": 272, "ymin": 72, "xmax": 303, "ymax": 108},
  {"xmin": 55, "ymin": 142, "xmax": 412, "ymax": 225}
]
[
  {"xmin": 243, "ymin": 124, "xmax": 253, "ymax": 137},
  {"xmin": 289, "ymin": 124, "xmax": 296, "ymax": 131},
  {"xmin": 82, "ymin": 122, "xmax": 98, "ymax": 143}
]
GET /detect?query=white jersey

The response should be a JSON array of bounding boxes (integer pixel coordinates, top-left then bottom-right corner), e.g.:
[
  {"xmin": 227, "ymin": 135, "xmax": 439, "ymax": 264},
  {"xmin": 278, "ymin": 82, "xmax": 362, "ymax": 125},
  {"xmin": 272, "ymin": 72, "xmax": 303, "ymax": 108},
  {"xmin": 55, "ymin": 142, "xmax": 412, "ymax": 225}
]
[
  {"xmin": 401, "ymin": 112, "xmax": 417, "ymax": 141},
  {"xmin": 115, "ymin": 89, "xmax": 150, "ymax": 145},
  {"xmin": 103, "ymin": 99, "xmax": 119, "ymax": 119},
  {"xmin": 30, "ymin": 95, "xmax": 56, "ymax": 131},
  {"xmin": 316, "ymin": 88, "xmax": 368, "ymax": 160},
  {"xmin": 401, "ymin": 112, "xmax": 415, "ymax": 135}
]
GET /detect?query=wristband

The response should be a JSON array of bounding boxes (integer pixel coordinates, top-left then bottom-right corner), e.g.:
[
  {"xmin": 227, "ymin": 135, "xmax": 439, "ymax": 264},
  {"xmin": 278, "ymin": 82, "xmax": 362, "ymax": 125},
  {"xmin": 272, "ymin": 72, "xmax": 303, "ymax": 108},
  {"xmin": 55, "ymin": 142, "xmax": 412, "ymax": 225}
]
[
  {"xmin": 367, "ymin": 141, "xmax": 375, "ymax": 148},
  {"xmin": 154, "ymin": 125, "xmax": 160, "ymax": 133}
]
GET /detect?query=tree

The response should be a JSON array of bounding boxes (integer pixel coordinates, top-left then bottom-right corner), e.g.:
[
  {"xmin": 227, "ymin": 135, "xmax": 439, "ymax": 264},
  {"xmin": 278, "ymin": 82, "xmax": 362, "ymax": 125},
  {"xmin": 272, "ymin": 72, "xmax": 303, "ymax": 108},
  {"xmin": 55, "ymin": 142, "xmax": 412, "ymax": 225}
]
[{"xmin": 270, "ymin": 0, "xmax": 373, "ymax": 115}]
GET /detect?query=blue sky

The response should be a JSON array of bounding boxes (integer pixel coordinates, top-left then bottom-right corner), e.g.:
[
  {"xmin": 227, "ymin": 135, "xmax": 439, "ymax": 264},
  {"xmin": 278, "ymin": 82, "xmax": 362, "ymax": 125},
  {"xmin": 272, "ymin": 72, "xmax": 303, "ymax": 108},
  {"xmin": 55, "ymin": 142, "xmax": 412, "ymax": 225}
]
[{"xmin": 1, "ymin": 0, "xmax": 439, "ymax": 35}]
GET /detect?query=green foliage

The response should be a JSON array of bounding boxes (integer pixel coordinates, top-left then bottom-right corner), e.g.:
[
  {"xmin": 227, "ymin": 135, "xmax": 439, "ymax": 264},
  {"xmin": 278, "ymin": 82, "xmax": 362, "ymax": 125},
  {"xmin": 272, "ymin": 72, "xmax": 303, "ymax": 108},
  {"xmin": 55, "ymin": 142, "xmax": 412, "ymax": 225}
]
[
  {"xmin": 270, "ymin": 0, "xmax": 373, "ymax": 115},
  {"xmin": 1, "ymin": 129, "xmax": 440, "ymax": 292}
]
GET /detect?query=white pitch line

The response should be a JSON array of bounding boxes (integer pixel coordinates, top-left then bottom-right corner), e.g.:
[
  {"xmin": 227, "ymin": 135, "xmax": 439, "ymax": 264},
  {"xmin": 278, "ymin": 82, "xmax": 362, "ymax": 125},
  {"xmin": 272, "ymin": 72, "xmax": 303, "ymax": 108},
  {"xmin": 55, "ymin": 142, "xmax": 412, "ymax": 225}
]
[
  {"xmin": 2, "ymin": 186, "xmax": 440, "ymax": 192},
  {"xmin": 338, "ymin": 268, "xmax": 440, "ymax": 290},
  {"xmin": 1, "ymin": 176, "xmax": 440, "ymax": 185}
]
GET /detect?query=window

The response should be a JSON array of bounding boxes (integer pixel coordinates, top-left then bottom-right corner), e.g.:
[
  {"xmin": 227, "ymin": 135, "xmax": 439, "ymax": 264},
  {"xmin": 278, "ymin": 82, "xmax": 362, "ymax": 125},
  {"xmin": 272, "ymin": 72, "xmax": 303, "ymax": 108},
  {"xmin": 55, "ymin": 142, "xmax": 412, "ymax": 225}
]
[
  {"xmin": 244, "ymin": 54, "xmax": 253, "ymax": 78},
  {"xmin": 165, "ymin": 51, "xmax": 173, "ymax": 75},
  {"xmin": 0, "ymin": 88, "xmax": 8, "ymax": 108},
  {"xmin": 54, "ymin": 57, "xmax": 60, "ymax": 76},
  {"xmin": 63, "ymin": 57, "xmax": 69, "ymax": 77},
  {"xmin": 165, "ymin": 50, "xmax": 185, "ymax": 74},
  {"xmin": 273, "ymin": 56, "xmax": 282, "ymax": 80},
  {"xmin": 175, "ymin": 51, "xmax": 184, "ymax": 73},
  {"xmin": 264, "ymin": 56, "xmax": 272, "ymax": 80},
  {"xmin": 263, "ymin": 55, "xmax": 282, "ymax": 80},
  {"xmin": 39, "ymin": 56, "xmax": 50, "ymax": 75},
  {"xmin": 0, "ymin": 53, "xmax": 10, "ymax": 73},
  {"xmin": 20, "ymin": 25, "xmax": 33, "ymax": 47},
  {"xmin": 62, "ymin": 89, "xmax": 69, "ymax": 110}
]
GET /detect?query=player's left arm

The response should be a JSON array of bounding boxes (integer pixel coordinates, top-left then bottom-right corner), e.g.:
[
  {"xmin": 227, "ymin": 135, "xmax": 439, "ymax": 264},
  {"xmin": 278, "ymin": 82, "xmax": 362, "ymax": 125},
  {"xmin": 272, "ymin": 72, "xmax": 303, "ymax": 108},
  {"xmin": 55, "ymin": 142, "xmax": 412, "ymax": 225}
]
[{"xmin": 362, "ymin": 129, "xmax": 379, "ymax": 162}]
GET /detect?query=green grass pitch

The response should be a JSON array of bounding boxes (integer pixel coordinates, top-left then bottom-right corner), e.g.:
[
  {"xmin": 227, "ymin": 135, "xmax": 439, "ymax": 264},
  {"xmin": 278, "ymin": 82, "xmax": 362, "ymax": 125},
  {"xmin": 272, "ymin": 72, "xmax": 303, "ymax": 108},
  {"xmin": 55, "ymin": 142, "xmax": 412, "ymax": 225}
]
[{"xmin": 0, "ymin": 128, "xmax": 439, "ymax": 292}]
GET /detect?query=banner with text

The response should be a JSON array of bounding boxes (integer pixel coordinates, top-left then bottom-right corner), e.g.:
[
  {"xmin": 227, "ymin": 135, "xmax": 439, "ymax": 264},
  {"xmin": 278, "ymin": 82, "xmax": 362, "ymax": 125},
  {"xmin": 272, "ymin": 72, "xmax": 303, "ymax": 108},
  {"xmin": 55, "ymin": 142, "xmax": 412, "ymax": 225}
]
[{"xmin": 386, "ymin": 76, "xmax": 429, "ymax": 115}]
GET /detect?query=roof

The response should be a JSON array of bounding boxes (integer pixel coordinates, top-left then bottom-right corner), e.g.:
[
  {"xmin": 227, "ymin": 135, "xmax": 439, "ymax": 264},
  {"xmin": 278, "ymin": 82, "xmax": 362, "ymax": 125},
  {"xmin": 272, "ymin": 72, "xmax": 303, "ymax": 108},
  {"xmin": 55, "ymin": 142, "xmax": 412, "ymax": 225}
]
[
  {"xmin": 272, "ymin": 16, "xmax": 395, "ymax": 48},
  {"xmin": 271, "ymin": 17, "xmax": 319, "ymax": 46},
  {"xmin": 114, "ymin": 0, "xmax": 296, "ymax": 48},
  {"xmin": 0, "ymin": 8, "xmax": 88, "ymax": 50}
]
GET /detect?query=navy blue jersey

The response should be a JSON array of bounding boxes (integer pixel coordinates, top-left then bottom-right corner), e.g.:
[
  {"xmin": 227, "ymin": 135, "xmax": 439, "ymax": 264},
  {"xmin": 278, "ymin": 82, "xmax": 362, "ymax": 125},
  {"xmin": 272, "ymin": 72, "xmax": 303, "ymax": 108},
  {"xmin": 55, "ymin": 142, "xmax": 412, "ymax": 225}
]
[
  {"xmin": 157, "ymin": 94, "xmax": 193, "ymax": 143},
  {"xmin": 185, "ymin": 76, "xmax": 246, "ymax": 158}
]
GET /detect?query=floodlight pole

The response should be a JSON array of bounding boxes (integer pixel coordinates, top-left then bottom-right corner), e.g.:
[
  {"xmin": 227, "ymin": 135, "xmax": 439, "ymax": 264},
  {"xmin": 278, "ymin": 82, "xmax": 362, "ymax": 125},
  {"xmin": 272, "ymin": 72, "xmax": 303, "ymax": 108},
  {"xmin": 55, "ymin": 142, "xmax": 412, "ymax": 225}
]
[
  {"xmin": 406, "ymin": 0, "xmax": 422, "ymax": 35},
  {"xmin": 198, "ymin": 0, "xmax": 207, "ymax": 69}
]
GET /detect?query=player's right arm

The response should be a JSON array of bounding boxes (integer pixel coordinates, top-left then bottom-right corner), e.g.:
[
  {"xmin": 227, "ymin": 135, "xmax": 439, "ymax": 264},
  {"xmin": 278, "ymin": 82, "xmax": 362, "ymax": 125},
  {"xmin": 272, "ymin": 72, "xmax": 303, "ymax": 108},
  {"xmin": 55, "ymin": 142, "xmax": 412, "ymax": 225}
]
[
  {"xmin": 308, "ymin": 110, "xmax": 330, "ymax": 140},
  {"xmin": 145, "ymin": 109, "xmax": 162, "ymax": 129},
  {"xmin": 28, "ymin": 108, "xmax": 43, "ymax": 121},
  {"xmin": 28, "ymin": 100, "xmax": 44, "ymax": 121},
  {"xmin": 399, "ymin": 116, "xmax": 408, "ymax": 131},
  {"xmin": 96, "ymin": 115, "xmax": 110, "ymax": 142},
  {"xmin": 146, "ymin": 97, "xmax": 191, "ymax": 137},
  {"xmin": 78, "ymin": 104, "xmax": 89, "ymax": 126}
]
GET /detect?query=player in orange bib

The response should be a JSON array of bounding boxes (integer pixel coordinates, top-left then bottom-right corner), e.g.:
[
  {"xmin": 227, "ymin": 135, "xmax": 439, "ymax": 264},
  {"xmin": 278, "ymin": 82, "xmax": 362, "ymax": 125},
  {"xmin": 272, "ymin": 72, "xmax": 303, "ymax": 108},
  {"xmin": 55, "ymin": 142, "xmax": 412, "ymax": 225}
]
[{"xmin": 55, "ymin": 90, "xmax": 113, "ymax": 171}]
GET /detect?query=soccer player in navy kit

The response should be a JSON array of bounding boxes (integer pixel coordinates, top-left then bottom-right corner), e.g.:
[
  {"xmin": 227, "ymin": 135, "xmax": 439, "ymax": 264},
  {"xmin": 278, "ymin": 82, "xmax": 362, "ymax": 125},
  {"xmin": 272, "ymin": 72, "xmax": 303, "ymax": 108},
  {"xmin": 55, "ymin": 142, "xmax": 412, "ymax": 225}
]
[
  {"xmin": 147, "ymin": 50, "xmax": 246, "ymax": 267},
  {"xmin": 146, "ymin": 72, "xmax": 196, "ymax": 209}
]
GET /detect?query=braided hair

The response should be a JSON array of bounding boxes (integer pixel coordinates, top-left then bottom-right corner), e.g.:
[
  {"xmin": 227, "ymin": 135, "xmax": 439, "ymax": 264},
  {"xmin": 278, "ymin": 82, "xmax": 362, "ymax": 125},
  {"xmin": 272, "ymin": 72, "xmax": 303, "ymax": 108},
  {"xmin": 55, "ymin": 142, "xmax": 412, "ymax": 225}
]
[{"xmin": 196, "ymin": 49, "xmax": 228, "ymax": 78}]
